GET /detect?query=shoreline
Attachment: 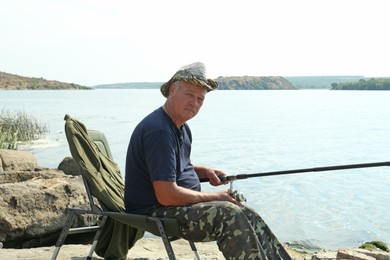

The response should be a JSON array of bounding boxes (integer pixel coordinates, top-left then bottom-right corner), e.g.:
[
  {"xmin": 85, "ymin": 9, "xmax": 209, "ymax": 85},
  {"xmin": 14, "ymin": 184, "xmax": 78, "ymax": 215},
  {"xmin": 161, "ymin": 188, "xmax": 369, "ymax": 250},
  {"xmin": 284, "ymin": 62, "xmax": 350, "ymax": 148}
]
[{"xmin": 0, "ymin": 238, "xmax": 336, "ymax": 260}]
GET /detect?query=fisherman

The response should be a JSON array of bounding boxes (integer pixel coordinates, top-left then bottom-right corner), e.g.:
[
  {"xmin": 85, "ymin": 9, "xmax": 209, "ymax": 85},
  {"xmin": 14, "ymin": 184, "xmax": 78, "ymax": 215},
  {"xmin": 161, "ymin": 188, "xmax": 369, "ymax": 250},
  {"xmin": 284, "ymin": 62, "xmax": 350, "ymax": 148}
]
[{"xmin": 124, "ymin": 62, "xmax": 291, "ymax": 259}]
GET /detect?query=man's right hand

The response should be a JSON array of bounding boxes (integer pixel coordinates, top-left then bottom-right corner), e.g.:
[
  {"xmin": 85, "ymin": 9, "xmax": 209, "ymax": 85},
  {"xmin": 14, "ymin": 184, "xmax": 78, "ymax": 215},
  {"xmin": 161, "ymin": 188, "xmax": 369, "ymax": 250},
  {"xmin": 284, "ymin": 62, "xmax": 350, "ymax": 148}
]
[{"xmin": 215, "ymin": 189, "xmax": 240, "ymax": 205}]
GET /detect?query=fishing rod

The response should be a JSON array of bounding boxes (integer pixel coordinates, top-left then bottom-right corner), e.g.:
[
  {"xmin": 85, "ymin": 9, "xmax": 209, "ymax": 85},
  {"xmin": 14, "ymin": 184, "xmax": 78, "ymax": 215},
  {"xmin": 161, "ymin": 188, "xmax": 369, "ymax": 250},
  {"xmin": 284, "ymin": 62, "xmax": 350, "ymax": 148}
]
[{"xmin": 200, "ymin": 161, "xmax": 390, "ymax": 183}]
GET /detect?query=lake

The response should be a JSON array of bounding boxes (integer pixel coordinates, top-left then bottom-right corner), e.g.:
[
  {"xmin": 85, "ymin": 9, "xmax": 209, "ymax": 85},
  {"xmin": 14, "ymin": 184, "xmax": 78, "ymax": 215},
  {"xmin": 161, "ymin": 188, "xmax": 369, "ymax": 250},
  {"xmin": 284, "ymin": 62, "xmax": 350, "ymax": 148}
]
[{"xmin": 1, "ymin": 89, "xmax": 389, "ymax": 250}]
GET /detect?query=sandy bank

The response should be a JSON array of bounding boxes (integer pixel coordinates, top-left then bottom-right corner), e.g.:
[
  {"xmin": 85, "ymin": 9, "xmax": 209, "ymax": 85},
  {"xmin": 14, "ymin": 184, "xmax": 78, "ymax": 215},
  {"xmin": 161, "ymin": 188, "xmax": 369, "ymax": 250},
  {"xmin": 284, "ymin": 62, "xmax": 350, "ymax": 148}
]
[{"xmin": 0, "ymin": 237, "xmax": 337, "ymax": 259}]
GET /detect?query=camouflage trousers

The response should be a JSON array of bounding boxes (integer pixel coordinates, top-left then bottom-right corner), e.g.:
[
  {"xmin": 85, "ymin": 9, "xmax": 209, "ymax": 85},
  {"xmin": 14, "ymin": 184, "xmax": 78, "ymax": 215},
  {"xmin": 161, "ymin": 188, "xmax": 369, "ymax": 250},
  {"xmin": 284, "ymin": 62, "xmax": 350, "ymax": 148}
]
[{"xmin": 149, "ymin": 201, "xmax": 291, "ymax": 260}]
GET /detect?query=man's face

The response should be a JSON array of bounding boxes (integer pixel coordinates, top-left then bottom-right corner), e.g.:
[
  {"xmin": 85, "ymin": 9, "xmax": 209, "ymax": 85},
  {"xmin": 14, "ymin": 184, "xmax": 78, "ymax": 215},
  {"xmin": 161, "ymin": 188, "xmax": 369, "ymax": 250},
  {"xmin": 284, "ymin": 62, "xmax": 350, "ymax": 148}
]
[{"xmin": 170, "ymin": 81, "xmax": 206, "ymax": 123}]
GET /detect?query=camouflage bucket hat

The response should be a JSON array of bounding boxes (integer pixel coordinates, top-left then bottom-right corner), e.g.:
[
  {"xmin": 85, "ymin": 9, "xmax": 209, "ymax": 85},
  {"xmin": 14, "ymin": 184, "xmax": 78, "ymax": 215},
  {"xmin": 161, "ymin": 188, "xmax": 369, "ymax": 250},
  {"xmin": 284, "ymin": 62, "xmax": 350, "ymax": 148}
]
[{"xmin": 160, "ymin": 62, "xmax": 218, "ymax": 98}]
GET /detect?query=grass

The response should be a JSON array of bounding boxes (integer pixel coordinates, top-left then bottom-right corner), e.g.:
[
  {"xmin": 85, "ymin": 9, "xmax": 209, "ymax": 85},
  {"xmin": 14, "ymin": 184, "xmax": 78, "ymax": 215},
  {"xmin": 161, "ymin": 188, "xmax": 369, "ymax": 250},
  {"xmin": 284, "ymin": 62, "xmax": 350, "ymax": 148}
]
[
  {"xmin": 0, "ymin": 109, "xmax": 48, "ymax": 149},
  {"xmin": 360, "ymin": 241, "xmax": 390, "ymax": 252}
]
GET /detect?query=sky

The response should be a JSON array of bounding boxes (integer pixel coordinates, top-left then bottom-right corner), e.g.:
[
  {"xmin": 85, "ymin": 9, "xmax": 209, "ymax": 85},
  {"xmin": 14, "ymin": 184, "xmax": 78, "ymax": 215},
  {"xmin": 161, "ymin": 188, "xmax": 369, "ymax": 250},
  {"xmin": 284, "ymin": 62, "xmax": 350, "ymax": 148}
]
[{"xmin": 1, "ymin": 0, "xmax": 389, "ymax": 86}]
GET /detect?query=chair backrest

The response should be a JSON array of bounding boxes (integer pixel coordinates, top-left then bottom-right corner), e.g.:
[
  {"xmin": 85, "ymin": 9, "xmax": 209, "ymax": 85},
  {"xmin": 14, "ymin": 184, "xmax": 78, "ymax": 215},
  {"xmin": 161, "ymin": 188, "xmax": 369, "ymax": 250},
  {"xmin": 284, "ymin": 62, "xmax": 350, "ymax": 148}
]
[
  {"xmin": 64, "ymin": 115, "xmax": 125, "ymax": 213},
  {"xmin": 63, "ymin": 115, "xmax": 144, "ymax": 259},
  {"xmin": 81, "ymin": 129, "xmax": 113, "ymax": 212},
  {"xmin": 87, "ymin": 129, "xmax": 114, "ymax": 160}
]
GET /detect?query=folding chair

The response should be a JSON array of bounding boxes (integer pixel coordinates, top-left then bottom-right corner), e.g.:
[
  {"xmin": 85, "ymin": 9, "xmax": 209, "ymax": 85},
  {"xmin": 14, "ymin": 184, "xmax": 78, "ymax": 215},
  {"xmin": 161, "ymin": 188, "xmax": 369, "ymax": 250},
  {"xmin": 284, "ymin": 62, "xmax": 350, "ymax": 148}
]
[{"xmin": 52, "ymin": 115, "xmax": 201, "ymax": 260}]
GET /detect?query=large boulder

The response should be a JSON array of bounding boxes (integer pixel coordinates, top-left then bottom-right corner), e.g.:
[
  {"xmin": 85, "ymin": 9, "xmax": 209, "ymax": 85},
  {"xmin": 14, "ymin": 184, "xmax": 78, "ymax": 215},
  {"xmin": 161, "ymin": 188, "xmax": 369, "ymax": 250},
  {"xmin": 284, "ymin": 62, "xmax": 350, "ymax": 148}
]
[
  {"xmin": 0, "ymin": 149, "xmax": 97, "ymax": 248},
  {"xmin": 0, "ymin": 149, "xmax": 37, "ymax": 172}
]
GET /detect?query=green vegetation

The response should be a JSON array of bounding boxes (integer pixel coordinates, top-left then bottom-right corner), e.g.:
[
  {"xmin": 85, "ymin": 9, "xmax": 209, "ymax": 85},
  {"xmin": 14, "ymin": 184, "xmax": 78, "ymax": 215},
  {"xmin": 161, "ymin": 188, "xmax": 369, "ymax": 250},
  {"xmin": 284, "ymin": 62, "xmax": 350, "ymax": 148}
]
[
  {"xmin": 285, "ymin": 76, "xmax": 364, "ymax": 89},
  {"xmin": 0, "ymin": 109, "xmax": 48, "ymax": 149},
  {"xmin": 331, "ymin": 78, "xmax": 390, "ymax": 90},
  {"xmin": 360, "ymin": 241, "xmax": 390, "ymax": 252}
]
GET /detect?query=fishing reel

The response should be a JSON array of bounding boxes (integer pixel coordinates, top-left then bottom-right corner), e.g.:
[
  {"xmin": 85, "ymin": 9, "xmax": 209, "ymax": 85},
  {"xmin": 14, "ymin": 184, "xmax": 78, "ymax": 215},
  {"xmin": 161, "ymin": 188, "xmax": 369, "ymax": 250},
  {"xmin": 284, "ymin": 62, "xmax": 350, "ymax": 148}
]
[
  {"xmin": 230, "ymin": 190, "xmax": 246, "ymax": 203},
  {"xmin": 229, "ymin": 181, "xmax": 247, "ymax": 204}
]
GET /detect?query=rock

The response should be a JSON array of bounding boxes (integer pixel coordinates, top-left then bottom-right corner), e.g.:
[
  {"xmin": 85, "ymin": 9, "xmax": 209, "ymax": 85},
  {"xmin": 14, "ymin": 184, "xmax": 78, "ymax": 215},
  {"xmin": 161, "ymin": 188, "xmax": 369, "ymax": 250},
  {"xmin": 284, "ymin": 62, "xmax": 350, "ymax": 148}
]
[
  {"xmin": 337, "ymin": 248, "xmax": 376, "ymax": 259},
  {"xmin": 0, "ymin": 149, "xmax": 37, "ymax": 172},
  {"xmin": 58, "ymin": 156, "xmax": 81, "ymax": 176},
  {"xmin": 354, "ymin": 248, "xmax": 390, "ymax": 260},
  {"xmin": 337, "ymin": 248, "xmax": 390, "ymax": 260},
  {"xmin": 0, "ymin": 150, "xmax": 97, "ymax": 248},
  {"xmin": 0, "ymin": 168, "xmax": 58, "ymax": 185}
]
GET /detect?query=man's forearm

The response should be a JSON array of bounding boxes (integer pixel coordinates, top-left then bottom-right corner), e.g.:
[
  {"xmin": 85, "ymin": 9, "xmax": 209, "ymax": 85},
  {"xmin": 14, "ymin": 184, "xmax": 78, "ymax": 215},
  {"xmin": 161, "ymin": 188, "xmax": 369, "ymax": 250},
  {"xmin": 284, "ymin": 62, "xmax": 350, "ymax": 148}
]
[
  {"xmin": 153, "ymin": 180, "xmax": 224, "ymax": 206},
  {"xmin": 194, "ymin": 165, "xmax": 208, "ymax": 179}
]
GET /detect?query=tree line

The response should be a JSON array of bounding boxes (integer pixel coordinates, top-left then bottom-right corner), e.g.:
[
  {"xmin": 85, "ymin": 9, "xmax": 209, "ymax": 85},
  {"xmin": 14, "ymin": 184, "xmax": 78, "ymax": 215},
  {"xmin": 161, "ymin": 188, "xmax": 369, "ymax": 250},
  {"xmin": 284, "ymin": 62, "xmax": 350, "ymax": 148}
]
[{"xmin": 331, "ymin": 78, "xmax": 390, "ymax": 90}]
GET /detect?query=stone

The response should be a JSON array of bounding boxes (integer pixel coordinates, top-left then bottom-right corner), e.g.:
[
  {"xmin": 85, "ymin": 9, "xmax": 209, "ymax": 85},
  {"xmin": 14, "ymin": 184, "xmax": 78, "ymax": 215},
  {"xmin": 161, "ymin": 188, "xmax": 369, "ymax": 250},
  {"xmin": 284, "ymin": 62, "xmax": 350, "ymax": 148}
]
[
  {"xmin": 337, "ymin": 248, "xmax": 390, "ymax": 260},
  {"xmin": 0, "ymin": 150, "xmax": 98, "ymax": 248},
  {"xmin": 354, "ymin": 248, "xmax": 390, "ymax": 260},
  {"xmin": 58, "ymin": 156, "xmax": 81, "ymax": 176},
  {"xmin": 337, "ymin": 248, "xmax": 375, "ymax": 259},
  {"xmin": 0, "ymin": 149, "xmax": 37, "ymax": 171}
]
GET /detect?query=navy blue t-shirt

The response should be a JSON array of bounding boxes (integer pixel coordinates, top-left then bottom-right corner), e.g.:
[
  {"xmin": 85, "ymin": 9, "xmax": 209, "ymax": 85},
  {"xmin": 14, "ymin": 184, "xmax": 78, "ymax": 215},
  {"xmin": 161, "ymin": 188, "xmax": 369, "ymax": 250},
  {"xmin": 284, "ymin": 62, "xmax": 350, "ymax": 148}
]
[{"xmin": 124, "ymin": 107, "xmax": 201, "ymax": 214}]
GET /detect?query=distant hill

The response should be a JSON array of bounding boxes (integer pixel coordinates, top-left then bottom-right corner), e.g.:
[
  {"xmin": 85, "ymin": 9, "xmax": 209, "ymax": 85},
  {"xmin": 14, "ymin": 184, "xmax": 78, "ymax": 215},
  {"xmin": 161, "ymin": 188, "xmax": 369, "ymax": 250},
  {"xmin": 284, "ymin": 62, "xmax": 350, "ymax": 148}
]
[
  {"xmin": 285, "ymin": 76, "xmax": 364, "ymax": 89},
  {"xmin": 215, "ymin": 76, "xmax": 296, "ymax": 90},
  {"xmin": 94, "ymin": 76, "xmax": 297, "ymax": 90},
  {"xmin": 0, "ymin": 72, "xmax": 90, "ymax": 90},
  {"xmin": 94, "ymin": 82, "xmax": 162, "ymax": 89},
  {"xmin": 1, "ymin": 71, "xmax": 374, "ymax": 91}
]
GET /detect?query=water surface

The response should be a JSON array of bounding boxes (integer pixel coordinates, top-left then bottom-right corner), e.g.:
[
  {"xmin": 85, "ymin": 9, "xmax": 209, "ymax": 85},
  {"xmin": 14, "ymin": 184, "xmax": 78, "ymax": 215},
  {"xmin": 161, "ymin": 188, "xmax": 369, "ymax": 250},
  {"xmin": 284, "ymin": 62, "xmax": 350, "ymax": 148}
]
[{"xmin": 1, "ymin": 89, "xmax": 389, "ymax": 249}]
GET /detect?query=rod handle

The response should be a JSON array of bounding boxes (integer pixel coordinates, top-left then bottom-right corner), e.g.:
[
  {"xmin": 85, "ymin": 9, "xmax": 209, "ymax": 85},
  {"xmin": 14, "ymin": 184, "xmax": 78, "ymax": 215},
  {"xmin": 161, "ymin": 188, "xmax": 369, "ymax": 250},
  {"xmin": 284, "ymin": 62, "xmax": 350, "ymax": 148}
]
[
  {"xmin": 199, "ymin": 175, "xmax": 247, "ymax": 183},
  {"xmin": 199, "ymin": 176, "xmax": 228, "ymax": 182}
]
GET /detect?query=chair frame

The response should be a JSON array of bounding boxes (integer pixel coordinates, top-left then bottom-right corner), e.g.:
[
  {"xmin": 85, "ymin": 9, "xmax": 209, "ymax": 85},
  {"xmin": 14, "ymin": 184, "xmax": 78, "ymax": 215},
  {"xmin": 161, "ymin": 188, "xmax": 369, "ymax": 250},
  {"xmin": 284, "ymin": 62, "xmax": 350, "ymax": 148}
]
[{"xmin": 52, "ymin": 129, "xmax": 201, "ymax": 260}]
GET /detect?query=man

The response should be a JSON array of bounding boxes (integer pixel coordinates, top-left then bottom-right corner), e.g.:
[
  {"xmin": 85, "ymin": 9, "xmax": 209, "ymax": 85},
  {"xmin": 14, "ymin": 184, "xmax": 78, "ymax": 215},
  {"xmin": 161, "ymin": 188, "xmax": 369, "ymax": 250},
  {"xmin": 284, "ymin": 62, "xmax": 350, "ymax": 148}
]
[{"xmin": 124, "ymin": 62, "xmax": 291, "ymax": 259}]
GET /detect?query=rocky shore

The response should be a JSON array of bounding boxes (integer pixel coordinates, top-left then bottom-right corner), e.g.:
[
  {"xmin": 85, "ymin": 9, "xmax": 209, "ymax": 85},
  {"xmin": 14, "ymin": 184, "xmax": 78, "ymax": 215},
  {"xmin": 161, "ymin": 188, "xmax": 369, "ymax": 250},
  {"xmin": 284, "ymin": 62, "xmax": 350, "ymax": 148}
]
[
  {"xmin": 0, "ymin": 237, "xmax": 337, "ymax": 260},
  {"xmin": 0, "ymin": 149, "xmax": 96, "ymax": 248},
  {"xmin": 1, "ymin": 149, "xmax": 389, "ymax": 259}
]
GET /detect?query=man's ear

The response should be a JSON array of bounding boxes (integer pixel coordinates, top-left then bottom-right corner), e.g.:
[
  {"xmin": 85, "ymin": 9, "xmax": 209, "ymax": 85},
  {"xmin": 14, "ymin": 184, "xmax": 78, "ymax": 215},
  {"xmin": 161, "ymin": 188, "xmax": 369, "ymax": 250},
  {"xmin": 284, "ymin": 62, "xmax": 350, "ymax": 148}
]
[{"xmin": 169, "ymin": 82, "xmax": 177, "ymax": 96}]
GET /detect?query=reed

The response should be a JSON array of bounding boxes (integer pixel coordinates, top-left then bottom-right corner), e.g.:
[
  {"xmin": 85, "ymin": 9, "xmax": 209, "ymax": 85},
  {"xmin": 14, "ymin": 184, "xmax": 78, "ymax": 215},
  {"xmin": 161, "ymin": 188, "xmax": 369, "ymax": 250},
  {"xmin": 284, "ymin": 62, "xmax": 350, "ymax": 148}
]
[{"xmin": 0, "ymin": 109, "xmax": 48, "ymax": 149}]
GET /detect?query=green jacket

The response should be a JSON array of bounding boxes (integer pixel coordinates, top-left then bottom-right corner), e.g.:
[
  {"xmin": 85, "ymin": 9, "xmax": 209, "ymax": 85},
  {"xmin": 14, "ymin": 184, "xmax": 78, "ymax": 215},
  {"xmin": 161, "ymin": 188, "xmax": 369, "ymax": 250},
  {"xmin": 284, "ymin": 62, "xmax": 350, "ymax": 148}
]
[{"xmin": 64, "ymin": 115, "xmax": 144, "ymax": 260}]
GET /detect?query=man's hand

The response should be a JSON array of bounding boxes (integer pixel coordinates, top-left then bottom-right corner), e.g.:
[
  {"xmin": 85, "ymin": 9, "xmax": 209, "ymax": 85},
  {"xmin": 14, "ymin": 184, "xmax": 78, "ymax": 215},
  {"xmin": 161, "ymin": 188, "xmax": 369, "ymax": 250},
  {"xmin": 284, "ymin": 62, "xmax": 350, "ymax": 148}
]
[
  {"xmin": 215, "ymin": 189, "xmax": 239, "ymax": 204},
  {"xmin": 207, "ymin": 169, "xmax": 230, "ymax": 186},
  {"xmin": 195, "ymin": 166, "xmax": 229, "ymax": 186}
]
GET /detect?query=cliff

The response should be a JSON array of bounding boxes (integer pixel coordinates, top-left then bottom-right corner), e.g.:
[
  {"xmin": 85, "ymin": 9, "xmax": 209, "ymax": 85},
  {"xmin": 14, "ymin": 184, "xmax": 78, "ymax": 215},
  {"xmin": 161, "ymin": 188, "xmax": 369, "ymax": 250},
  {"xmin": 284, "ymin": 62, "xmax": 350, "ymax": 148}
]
[
  {"xmin": 0, "ymin": 72, "xmax": 90, "ymax": 90},
  {"xmin": 215, "ymin": 76, "xmax": 297, "ymax": 90}
]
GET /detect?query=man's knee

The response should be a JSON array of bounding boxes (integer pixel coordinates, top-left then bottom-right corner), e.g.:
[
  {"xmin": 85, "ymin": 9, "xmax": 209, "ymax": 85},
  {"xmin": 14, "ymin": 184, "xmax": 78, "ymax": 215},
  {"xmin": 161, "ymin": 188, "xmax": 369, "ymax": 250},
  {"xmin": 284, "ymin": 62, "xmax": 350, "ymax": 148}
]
[
  {"xmin": 178, "ymin": 202, "xmax": 249, "ymax": 241},
  {"xmin": 214, "ymin": 202, "xmax": 246, "ymax": 223}
]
